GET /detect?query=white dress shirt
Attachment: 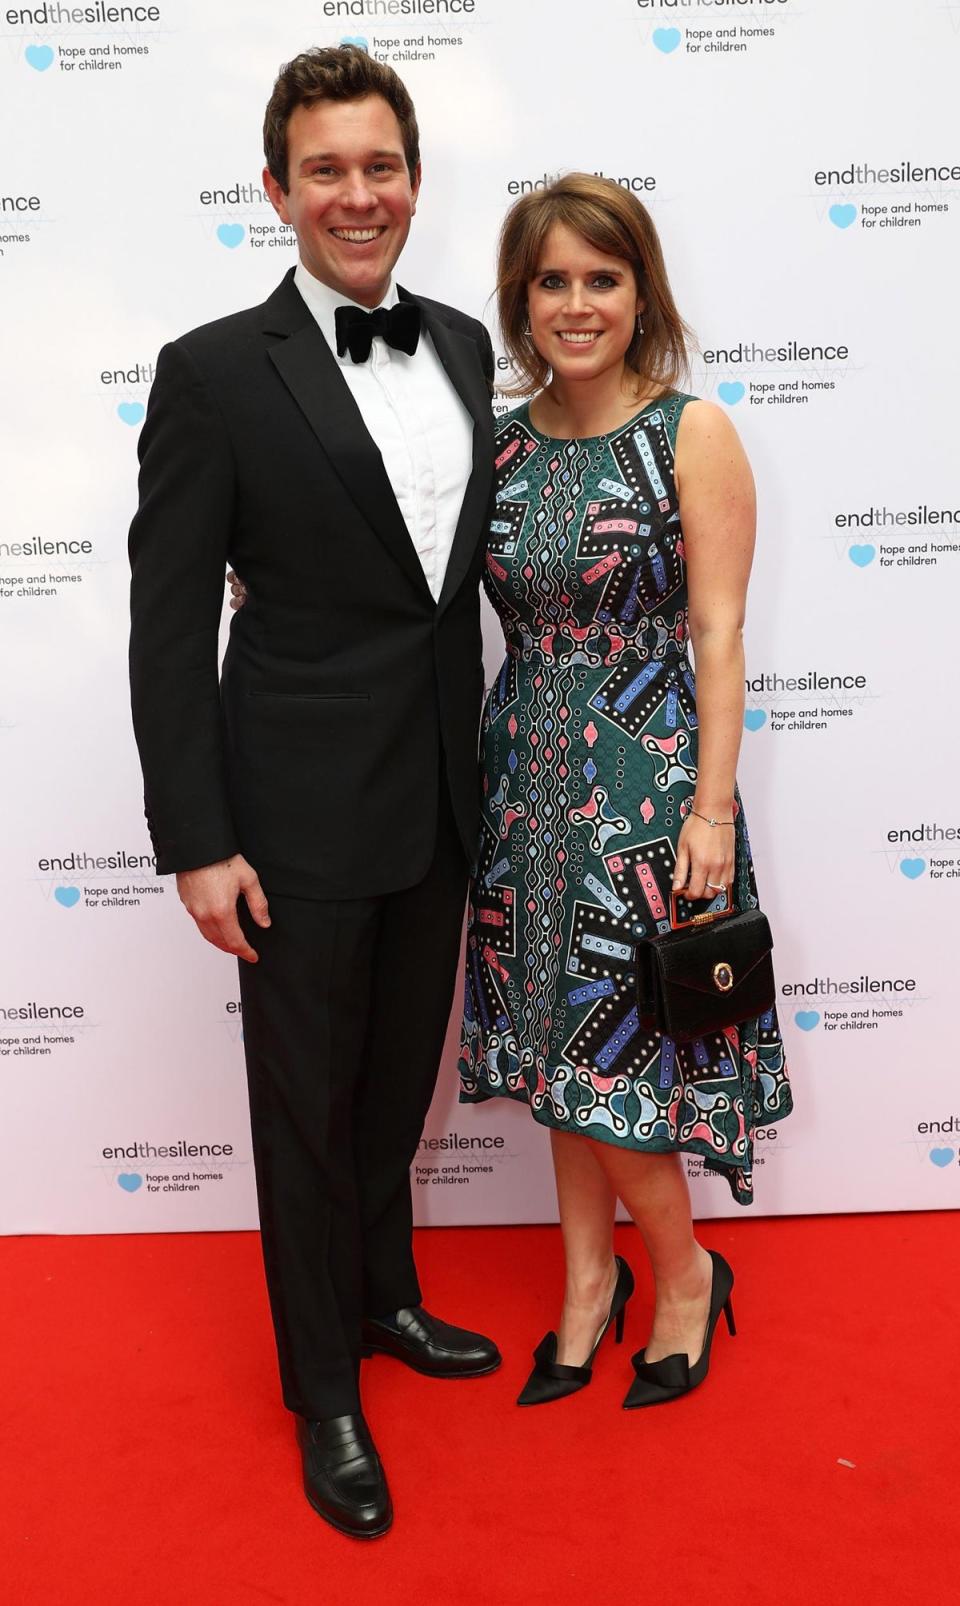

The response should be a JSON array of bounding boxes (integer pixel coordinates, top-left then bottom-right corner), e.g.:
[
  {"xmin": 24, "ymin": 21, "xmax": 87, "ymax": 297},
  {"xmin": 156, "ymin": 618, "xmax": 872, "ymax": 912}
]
[{"xmin": 294, "ymin": 261, "xmax": 475, "ymax": 602}]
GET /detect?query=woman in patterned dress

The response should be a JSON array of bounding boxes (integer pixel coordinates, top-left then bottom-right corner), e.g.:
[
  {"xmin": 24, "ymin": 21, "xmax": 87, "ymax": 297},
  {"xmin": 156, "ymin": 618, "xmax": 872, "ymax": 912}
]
[{"xmin": 458, "ymin": 174, "xmax": 792, "ymax": 1408}]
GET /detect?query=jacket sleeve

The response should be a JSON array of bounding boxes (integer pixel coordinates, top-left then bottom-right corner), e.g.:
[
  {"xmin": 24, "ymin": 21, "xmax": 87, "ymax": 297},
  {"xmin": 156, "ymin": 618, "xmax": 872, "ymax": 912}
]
[
  {"xmin": 128, "ymin": 339, "xmax": 241, "ymax": 875},
  {"xmin": 479, "ymin": 322, "xmax": 495, "ymax": 394}
]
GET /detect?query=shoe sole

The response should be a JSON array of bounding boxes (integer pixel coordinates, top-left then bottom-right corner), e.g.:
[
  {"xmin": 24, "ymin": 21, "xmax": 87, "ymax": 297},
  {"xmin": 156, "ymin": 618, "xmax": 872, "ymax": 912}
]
[
  {"xmin": 516, "ymin": 1383, "xmax": 588, "ymax": 1406},
  {"xmin": 622, "ymin": 1380, "xmax": 703, "ymax": 1409},
  {"xmin": 360, "ymin": 1344, "xmax": 501, "ymax": 1378},
  {"xmin": 303, "ymin": 1485, "xmax": 393, "ymax": 1540}
]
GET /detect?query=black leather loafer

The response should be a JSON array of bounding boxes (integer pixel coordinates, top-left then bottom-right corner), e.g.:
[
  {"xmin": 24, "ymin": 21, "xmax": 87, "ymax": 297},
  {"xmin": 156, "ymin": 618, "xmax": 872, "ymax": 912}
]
[
  {"xmin": 296, "ymin": 1413, "xmax": 392, "ymax": 1538},
  {"xmin": 361, "ymin": 1305, "xmax": 501, "ymax": 1378}
]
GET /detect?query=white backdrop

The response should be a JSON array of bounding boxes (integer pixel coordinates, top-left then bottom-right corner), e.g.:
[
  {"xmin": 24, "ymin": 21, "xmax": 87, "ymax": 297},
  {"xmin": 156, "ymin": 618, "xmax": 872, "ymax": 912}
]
[{"xmin": 2, "ymin": 0, "xmax": 958, "ymax": 1235}]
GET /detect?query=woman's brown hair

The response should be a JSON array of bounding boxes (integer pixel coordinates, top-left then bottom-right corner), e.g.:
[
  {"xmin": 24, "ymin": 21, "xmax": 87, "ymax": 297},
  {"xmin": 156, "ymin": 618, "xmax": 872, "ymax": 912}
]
[{"xmin": 496, "ymin": 172, "xmax": 693, "ymax": 399}]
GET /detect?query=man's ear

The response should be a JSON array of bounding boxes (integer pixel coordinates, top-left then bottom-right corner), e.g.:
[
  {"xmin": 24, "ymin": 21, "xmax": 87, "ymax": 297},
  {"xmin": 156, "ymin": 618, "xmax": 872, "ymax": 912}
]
[
  {"xmin": 410, "ymin": 160, "xmax": 423, "ymax": 216},
  {"xmin": 263, "ymin": 166, "xmax": 291, "ymax": 226}
]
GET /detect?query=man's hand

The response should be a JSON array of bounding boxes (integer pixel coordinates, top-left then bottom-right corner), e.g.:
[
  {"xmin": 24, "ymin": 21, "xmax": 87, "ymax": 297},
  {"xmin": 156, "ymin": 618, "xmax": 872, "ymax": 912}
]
[
  {"xmin": 226, "ymin": 570, "xmax": 247, "ymax": 611},
  {"xmin": 175, "ymin": 855, "xmax": 270, "ymax": 963}
]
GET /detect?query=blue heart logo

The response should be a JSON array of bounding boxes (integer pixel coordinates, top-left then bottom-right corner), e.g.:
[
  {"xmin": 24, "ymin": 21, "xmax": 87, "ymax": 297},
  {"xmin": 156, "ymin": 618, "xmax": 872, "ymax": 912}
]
[
  {"xmin": 794, "ymin": 1010, "xmax": 821, "ymax": 1032},
  {"xmin": 54, "ymin": 885, "xmax": 80, "ymax": 908},
  {"xmin": 743, "ymin": 709, "xmax": 766, "ymax": 732},
  {"xmin": 829, "ymin": 204, "xmax": 857, "ymax": 230},
  {"xmin": 118, "ymin": 1173, "xmax": 143, "ymax": 1192},
  {"xmin": 899, "ymin": 858, "xmax": 926, "ymax": 880},
  {"xmin": 848, "ymin": 544, "xmax": 875, "ymax": 568},
  {"xmin": 217, "ymin": 223, "xmax": 245, "ymax": 249},
  {"xmin": 117, "ymin": 401, "xmax": 145, "ymax": 426},
  {"xmin": 340, "ymin": 35, "xmax": 368, "ymax": 51},
  {"xmin": 718, "ymin": 381, "xmax": 745, "ymax": 406},
  {"xmin": 653, "ymin": 27, "xmax": 682, "ymax": 53},
  {"xmin": 930, "ymin": 1148, "xmax": 955, "ymax": 1169},
  {"xmin": 26, "ymin": 44, "xmax": 54, "ymax": 71}
]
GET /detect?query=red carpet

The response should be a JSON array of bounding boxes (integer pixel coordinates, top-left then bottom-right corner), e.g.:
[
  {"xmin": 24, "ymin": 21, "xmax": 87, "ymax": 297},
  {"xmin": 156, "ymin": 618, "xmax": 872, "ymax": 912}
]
[{"xmin": 2, "ymin": 1215, "xmax": 958, "ymax": 1605}]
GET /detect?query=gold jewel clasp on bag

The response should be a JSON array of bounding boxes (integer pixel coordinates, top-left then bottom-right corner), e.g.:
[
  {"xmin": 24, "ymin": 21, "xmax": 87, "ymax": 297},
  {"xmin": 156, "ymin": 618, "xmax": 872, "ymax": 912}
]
[
  {"xmin": 669, "ymin": 886, "xmax": 735, "ymax": 932},
  {"xmin": 712, "ymin": 961, "xmax": 735, "ymax": 993}
]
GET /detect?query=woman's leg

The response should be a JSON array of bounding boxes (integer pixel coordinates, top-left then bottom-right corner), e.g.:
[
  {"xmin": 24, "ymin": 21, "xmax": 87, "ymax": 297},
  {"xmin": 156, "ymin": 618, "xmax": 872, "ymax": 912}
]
[
  {"xmin": 586, "ymin": 1144, "xmax": 713, "ymax": 1365},
  {"xmin": 550, "ymin": 1128, "xmax": 620, "ymax": 1365}
]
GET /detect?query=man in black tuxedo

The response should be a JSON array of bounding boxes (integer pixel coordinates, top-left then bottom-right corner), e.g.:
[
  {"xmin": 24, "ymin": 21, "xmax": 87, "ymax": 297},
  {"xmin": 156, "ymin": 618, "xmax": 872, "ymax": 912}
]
[{"xmin": 128, "ymin": 46, "xmax": 498, "ymax": 1539}]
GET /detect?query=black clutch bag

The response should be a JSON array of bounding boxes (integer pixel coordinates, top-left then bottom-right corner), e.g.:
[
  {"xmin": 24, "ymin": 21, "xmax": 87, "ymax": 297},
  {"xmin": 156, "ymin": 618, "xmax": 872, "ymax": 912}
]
[{"xmin": 635, "ymin": 890, "xmax": 776, "ymax": 1045}]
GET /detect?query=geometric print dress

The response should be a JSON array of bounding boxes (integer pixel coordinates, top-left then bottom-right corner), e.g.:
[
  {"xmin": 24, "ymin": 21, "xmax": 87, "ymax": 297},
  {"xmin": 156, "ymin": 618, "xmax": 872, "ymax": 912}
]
[{"xmin": 458, "ymin": 393, "xmax": 793, "ymax": 1205}]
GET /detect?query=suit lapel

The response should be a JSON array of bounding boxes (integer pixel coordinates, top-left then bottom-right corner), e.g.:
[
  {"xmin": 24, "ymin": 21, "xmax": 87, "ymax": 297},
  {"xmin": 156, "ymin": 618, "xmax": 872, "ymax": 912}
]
[
  {"xmin": 264, "ymin": 272, "xmax": 433, "ymax": 602},
  {"xmin": 262, "ymin": 271, "xmax": 495, "ymax": 612},
  {"xmin": 409, "ymin": 295, "xmax": 496, "ymax": 614}
]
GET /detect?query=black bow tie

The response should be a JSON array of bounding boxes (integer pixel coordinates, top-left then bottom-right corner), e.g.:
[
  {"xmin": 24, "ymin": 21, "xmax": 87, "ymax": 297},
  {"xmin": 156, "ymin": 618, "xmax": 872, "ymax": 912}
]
[{"xmin": 334, "ymin": 300, "xmax": 422, "ymax": 364}]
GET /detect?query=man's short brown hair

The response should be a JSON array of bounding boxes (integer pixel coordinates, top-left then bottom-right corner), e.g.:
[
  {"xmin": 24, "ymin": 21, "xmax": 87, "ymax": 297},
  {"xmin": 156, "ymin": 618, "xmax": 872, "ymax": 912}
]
[{"xmin": 263, "ymin": 45, "xmax": 420, "ymax": 192}]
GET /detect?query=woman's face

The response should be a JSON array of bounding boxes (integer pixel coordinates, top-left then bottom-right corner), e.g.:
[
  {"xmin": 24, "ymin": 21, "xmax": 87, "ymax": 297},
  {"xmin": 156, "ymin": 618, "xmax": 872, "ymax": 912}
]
[{"xmin": 526, "ymin": 222, "xmax": 643, "ymax": 385}]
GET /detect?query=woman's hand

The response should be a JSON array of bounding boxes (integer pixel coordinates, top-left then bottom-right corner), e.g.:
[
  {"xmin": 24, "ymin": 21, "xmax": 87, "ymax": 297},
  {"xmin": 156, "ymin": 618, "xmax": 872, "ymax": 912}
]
[
  {"xmin": 672, "ymin": 813, "xmax": 734, "ymax": 901},
  {"xmin": 226, "ymin": 570, "xmax": 247, "ymax": 611}
]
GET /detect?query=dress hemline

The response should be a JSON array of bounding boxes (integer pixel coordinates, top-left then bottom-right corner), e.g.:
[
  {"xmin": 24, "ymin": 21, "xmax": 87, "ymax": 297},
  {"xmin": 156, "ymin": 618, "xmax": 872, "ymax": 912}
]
[{"xmin": 459, "ymin": 1078, "xmax": 795, "ymax": 1209}]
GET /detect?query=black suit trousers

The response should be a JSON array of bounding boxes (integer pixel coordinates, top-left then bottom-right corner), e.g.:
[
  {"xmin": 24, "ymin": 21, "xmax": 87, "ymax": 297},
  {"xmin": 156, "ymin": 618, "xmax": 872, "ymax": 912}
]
[{"xmin": 237, "ymin": 784, "xmax": 468, "ymax": 1420}]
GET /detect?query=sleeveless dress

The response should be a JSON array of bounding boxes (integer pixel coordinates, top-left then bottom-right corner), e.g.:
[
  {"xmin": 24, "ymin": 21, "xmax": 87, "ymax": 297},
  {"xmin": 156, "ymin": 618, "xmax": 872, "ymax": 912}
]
[{"xmin": 457, "ymin": 393, "xmax": 792, "ymax": 1206}]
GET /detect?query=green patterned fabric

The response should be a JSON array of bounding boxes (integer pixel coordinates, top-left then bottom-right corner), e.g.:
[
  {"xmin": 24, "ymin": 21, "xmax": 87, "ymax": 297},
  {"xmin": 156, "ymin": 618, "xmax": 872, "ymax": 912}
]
[{"xmin": 458, "ymin": 394, "xmax": 792, "ymax": 1205}]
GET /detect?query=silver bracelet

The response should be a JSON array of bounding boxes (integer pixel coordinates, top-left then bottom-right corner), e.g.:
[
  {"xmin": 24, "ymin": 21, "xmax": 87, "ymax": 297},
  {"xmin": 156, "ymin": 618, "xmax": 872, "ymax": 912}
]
[{"xmin": 689, "ymin": 808, "xmax": 734, "ymax": 828}]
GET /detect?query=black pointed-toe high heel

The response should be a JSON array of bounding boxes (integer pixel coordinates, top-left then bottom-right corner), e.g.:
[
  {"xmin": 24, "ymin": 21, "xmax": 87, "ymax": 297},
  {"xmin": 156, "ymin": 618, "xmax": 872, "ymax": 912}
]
[
  {"xmin": 517, "ymin": 1256, "xmax": 635, "ymax": 1406},
  {"xmin": 622, "ymin": 1249, "xmax": 735, "ymax": 1410}
]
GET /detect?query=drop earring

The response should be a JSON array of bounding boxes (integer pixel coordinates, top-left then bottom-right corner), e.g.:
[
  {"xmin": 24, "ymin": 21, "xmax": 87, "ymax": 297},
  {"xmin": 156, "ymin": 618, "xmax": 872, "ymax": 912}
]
[{"xmin": 636, "ymin": 313, "xmax": 645, "ymax": 336}]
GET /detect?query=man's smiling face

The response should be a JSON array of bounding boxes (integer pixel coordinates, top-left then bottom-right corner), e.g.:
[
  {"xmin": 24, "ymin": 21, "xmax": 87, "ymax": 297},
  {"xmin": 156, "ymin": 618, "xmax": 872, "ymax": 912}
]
[{"xmin": 264, "ymin": 94, "xmax": 421, "ymax": 308}]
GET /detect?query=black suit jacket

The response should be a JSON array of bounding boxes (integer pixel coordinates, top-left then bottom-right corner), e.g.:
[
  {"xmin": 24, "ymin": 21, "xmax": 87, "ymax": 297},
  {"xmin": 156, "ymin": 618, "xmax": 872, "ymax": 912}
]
[{"xmin": 128, "ymin": 268, "xmax": 495, "ymax": 899}]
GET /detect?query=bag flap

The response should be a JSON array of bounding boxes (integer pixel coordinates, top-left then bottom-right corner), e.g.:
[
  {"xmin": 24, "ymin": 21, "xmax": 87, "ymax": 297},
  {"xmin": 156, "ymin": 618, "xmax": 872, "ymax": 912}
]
[
  {"xmin": 658, "ymin": 948, "xmax": 773, "ymax": 999},
  {"xmin": 655, "ymin": 911, "xmax": 773, "ymax": 997}
]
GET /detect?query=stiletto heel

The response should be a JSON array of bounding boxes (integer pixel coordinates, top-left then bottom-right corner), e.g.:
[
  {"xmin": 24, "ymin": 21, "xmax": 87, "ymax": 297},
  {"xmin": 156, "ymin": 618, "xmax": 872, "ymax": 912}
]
[
  {"xmin": 623, "ymin": 1250, "xmax": 735, "ymax": 1410},
  {"xmin": 517, "ymin": 1256, "xmax": 635, "ymax": 1406}
]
